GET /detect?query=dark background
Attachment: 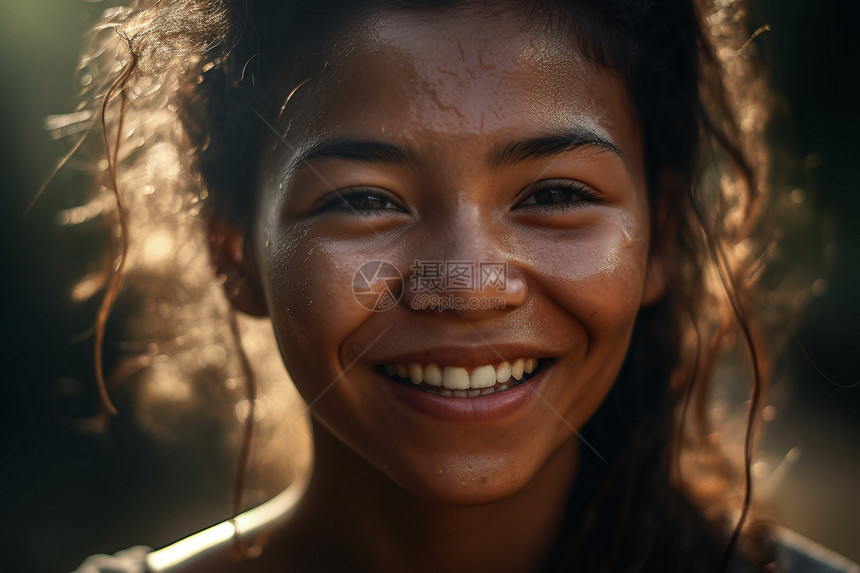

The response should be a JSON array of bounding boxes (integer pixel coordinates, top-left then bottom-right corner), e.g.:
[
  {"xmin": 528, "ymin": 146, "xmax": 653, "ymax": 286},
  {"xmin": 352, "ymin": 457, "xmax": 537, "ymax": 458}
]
[{"xmin": 1, "ymin": 0, "xmax": 858, "ymax": 571}]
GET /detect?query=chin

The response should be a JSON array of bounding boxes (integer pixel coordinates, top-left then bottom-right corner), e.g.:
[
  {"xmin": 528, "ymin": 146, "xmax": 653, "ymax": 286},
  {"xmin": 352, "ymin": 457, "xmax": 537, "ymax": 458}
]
[{"xmin": 383, "ymin": 450, "xmax": 544, "ymax": 507}]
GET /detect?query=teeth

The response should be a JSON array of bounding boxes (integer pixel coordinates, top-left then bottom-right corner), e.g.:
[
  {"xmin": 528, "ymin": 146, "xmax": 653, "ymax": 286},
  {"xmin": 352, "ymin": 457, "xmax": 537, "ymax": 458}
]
[
  {"xmin": 443, "ymin": 367, "xmax": 470, "ymax": 390},
  {"xmin": 384, "ymin": 358, "xmax": 543, "ymax": 393},
  {"xmin": 424, "ymin": 363, "xmax": 442, "ymax": 386},
  {"xmin": 469, "ymin": 365, "xmax": 496, "ymax": 389},
  {"xmin": 496, "ymin": 361, "xmax": 511, "ymax": 383},
  {"xmin": 511, "ymin": 358, "xmax": 524, "ymax": 380},
  {"xmin": 409, "ymin": 363, "xmax": 423, "ymax": 385}
]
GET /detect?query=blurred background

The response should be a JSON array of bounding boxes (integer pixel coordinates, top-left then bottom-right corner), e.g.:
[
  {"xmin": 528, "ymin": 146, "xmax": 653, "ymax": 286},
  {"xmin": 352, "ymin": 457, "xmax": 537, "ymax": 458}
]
[{"xmin": 0, "ymin": 0, "xmax": 857, "ymax": 571}]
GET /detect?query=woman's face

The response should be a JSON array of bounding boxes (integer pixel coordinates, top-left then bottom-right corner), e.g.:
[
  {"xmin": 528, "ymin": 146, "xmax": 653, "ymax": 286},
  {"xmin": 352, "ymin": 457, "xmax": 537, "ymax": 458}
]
[{"xmin": 252, "ymin": 5, "xmax": 662, "ymax": 504}]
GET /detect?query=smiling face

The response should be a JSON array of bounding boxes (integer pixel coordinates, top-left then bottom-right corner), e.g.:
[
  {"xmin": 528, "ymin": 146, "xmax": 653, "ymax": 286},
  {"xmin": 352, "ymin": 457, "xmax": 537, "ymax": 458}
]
[{"xmin": 249, "ymin": 4, "xmax": 664, "ymax": 504}]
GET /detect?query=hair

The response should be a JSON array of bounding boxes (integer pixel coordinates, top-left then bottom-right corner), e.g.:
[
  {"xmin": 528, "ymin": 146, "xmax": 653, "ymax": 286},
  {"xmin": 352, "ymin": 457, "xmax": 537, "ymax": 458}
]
[{"xmin": 56, "ymin": 0, "xmax": 781, "ymax": 570}]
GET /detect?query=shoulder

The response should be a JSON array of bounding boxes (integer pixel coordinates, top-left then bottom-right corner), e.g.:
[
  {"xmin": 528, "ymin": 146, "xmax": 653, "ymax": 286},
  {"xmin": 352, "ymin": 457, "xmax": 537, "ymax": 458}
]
[
  {"xmin": 146, "ymin": 483, "xmax": 305, "ymax": 573},
  {"xmin": 72, "ymin": 546, "xmax": 151, "ymax": 573},
  {"xmin": 74, "ymin": 479, "xmax": 307, "ymax": 573},
  {"xmin": 772, "ymin": 527, "xmax": 860, "ymax": 573}
]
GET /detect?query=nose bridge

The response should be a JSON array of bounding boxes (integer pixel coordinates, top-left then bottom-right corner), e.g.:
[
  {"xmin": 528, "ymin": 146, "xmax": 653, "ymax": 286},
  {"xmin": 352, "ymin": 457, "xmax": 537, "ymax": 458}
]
[
  {"xmin": 409, "ymin": 204, "xmax": 491, "ymax": 299},
  {"xmin": 435, "ymin": 200, "xmax": 498, "ymax": 265},
  {"xmin": 403, "ymin": 196, "xmax": 527, "ymax": 315}
]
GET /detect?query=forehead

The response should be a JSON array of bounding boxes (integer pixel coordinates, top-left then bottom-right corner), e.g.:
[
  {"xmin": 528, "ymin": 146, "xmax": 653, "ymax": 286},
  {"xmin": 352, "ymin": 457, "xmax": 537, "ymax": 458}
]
[
  {"xmin": 332, "ymin": 6, "xmax": 624, "ymax": 131},
  {"xmin": 266, "ymin": 4, "xmax": 642, "ymax": 180}
]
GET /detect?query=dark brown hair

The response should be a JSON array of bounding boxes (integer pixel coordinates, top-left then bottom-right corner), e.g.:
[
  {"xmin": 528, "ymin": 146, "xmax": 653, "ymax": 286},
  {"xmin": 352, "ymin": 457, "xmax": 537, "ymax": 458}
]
[{"xmin": 67, "ymin": 0, "xmax": 776, "ymax": 570}]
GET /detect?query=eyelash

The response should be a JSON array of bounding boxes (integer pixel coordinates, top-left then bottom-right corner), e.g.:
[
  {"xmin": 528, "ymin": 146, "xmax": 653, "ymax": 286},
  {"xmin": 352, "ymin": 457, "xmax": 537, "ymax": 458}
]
[
  {"xmin": 515, "ymin": 179, "xmax": 601, "ymax": 212},
  {"xmin": 314, "ymin": 179, "xmax": 600, "ymax": 216},
  {"xmin": 314, "ymin": 187, "xmax": 406, "ymax": 216}
]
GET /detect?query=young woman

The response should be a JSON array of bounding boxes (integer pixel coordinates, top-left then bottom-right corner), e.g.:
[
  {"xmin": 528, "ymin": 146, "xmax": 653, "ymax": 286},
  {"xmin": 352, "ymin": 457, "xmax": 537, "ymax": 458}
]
[{"xmin": 69, "ymin": 0, "xmax": 858, "ymax": 572}]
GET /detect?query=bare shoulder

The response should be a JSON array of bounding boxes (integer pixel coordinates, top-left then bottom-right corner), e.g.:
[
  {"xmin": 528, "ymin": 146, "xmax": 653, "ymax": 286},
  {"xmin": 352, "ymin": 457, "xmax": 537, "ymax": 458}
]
[
  {"xmin": 73, "ymin": 546, "xmax": 151, "ymax": 573},
  {"xmin": 146, "ymin": 485, "xmax": 306, "ymax": 573}
]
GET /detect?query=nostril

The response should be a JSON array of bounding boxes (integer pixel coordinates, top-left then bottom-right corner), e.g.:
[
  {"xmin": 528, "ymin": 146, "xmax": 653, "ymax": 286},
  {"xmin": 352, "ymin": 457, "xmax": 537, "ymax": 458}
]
[{"xmin": 486, "ymin": 263, "xmax": 527, "ymax": 306}]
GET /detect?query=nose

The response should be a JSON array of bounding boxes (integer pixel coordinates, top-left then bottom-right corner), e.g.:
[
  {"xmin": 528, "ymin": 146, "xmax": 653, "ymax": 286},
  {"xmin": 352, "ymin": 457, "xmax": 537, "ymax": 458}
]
[{"xmin": 400, "ymin": 207, "xmax": 527, "ymax": 318}]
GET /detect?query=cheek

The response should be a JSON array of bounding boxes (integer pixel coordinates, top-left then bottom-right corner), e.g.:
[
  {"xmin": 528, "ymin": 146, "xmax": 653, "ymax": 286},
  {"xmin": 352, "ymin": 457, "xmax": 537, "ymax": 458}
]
[
  {"xmin": 525, "ymin": 222, "xmax": 648, "ymax": 431},
  {"xmin": 530, "ymin": 224, "xmax": 649, "ymax": 327},
  {"xmin": 264, "ymin": 227, "xmax": 370, "ymax": 382}
]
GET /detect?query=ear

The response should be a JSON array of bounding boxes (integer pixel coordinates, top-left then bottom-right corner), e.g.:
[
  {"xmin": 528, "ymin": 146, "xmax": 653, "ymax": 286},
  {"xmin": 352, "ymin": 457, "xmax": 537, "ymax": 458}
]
[
  {"xmin": 207, "ymin": 213, "xmax": 269, "ymax": 317},
  {"xmin": 641, "ymin": 171, "xmax": 682, "ymax": 307}
]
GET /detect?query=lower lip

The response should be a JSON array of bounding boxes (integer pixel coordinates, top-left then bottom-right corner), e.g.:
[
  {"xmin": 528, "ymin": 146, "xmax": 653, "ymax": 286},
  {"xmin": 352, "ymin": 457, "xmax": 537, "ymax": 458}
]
[{"xmin": 382, "ymin": 366, "xmax": 548, "ymax": 424}]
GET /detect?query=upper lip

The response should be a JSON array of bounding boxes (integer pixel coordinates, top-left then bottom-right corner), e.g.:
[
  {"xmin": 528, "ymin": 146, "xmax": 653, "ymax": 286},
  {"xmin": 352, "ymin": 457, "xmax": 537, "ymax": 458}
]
[{"xmin": 370, "ymin": 343, "xmax": 552, "ymax": 368}]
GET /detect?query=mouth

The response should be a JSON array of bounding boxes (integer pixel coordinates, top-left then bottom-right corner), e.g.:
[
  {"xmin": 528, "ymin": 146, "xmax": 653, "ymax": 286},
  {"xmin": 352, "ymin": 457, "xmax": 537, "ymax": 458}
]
[{"xmin": 376, "ymin": 358, "xmax": 546, "ymax": 397}]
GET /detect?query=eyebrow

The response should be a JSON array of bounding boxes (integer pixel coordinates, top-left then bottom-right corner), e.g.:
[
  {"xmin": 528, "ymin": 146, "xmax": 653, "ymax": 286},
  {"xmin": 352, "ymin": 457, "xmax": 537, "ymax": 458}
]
[
  {"xmin": 487, "ymin": 128, "xmax": 622, "ymax": 169},
  {"xmin": 291, "ymin": 139, "xmax": 421, "ymax": 171},
  {"xmin": 290, "ymin": 128, "xmax": 622, "ymax": 172}
]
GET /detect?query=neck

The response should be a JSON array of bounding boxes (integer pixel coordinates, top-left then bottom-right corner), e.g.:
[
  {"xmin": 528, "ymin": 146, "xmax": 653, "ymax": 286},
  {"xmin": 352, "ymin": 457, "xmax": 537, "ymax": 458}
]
[{"xmin": 279, "ymin": 420, "xmax": 580, "ymax": 573}]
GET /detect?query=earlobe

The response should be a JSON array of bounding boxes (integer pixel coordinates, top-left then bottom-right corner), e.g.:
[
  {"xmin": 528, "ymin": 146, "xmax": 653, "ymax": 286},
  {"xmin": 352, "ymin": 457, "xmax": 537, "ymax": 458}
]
[
  {"xmin": 641, "ymin": 171, "xmax": 682, "ymax": 307},
  {"xmin": 207, "ymin": 214, "xmax": 269, "ymax": 317}
]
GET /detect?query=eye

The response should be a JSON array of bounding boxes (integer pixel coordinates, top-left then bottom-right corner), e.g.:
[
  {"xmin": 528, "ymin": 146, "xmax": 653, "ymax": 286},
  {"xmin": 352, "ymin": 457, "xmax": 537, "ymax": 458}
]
[
  {"xmin": 314, "ymin": 186, "xmax": 407, "ymax": 216},
  {"xmin": 515, "ymin": 179, "xmax": 601, "ymax": 211}
]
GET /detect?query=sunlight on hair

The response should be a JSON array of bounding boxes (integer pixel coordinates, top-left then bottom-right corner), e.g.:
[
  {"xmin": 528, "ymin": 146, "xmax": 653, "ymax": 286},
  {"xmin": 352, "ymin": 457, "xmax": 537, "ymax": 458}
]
[
  {"xmin": 53, "ymin": 1, "xmax": 311, "ymax": 511},
  {"xmin": 55, "ymin": 191, "xmax": 112, "ymax": 226},
  {"xmin": 46, "ymin": 2, "xmax": 835, "ymax": 563},
  {"xmin": 146, "ymin": 142, "xmax": 181, "ymax": 178},
  {"xmin": 140, "ymin": 229, "xmax": 174, "ymax": 267}
]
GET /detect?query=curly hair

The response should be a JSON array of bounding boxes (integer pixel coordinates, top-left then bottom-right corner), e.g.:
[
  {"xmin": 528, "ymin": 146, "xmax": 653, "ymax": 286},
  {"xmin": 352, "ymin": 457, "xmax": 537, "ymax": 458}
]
[{"xmin": 61, "ymin": 0, "xmax": 779, "ymax": 570}]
